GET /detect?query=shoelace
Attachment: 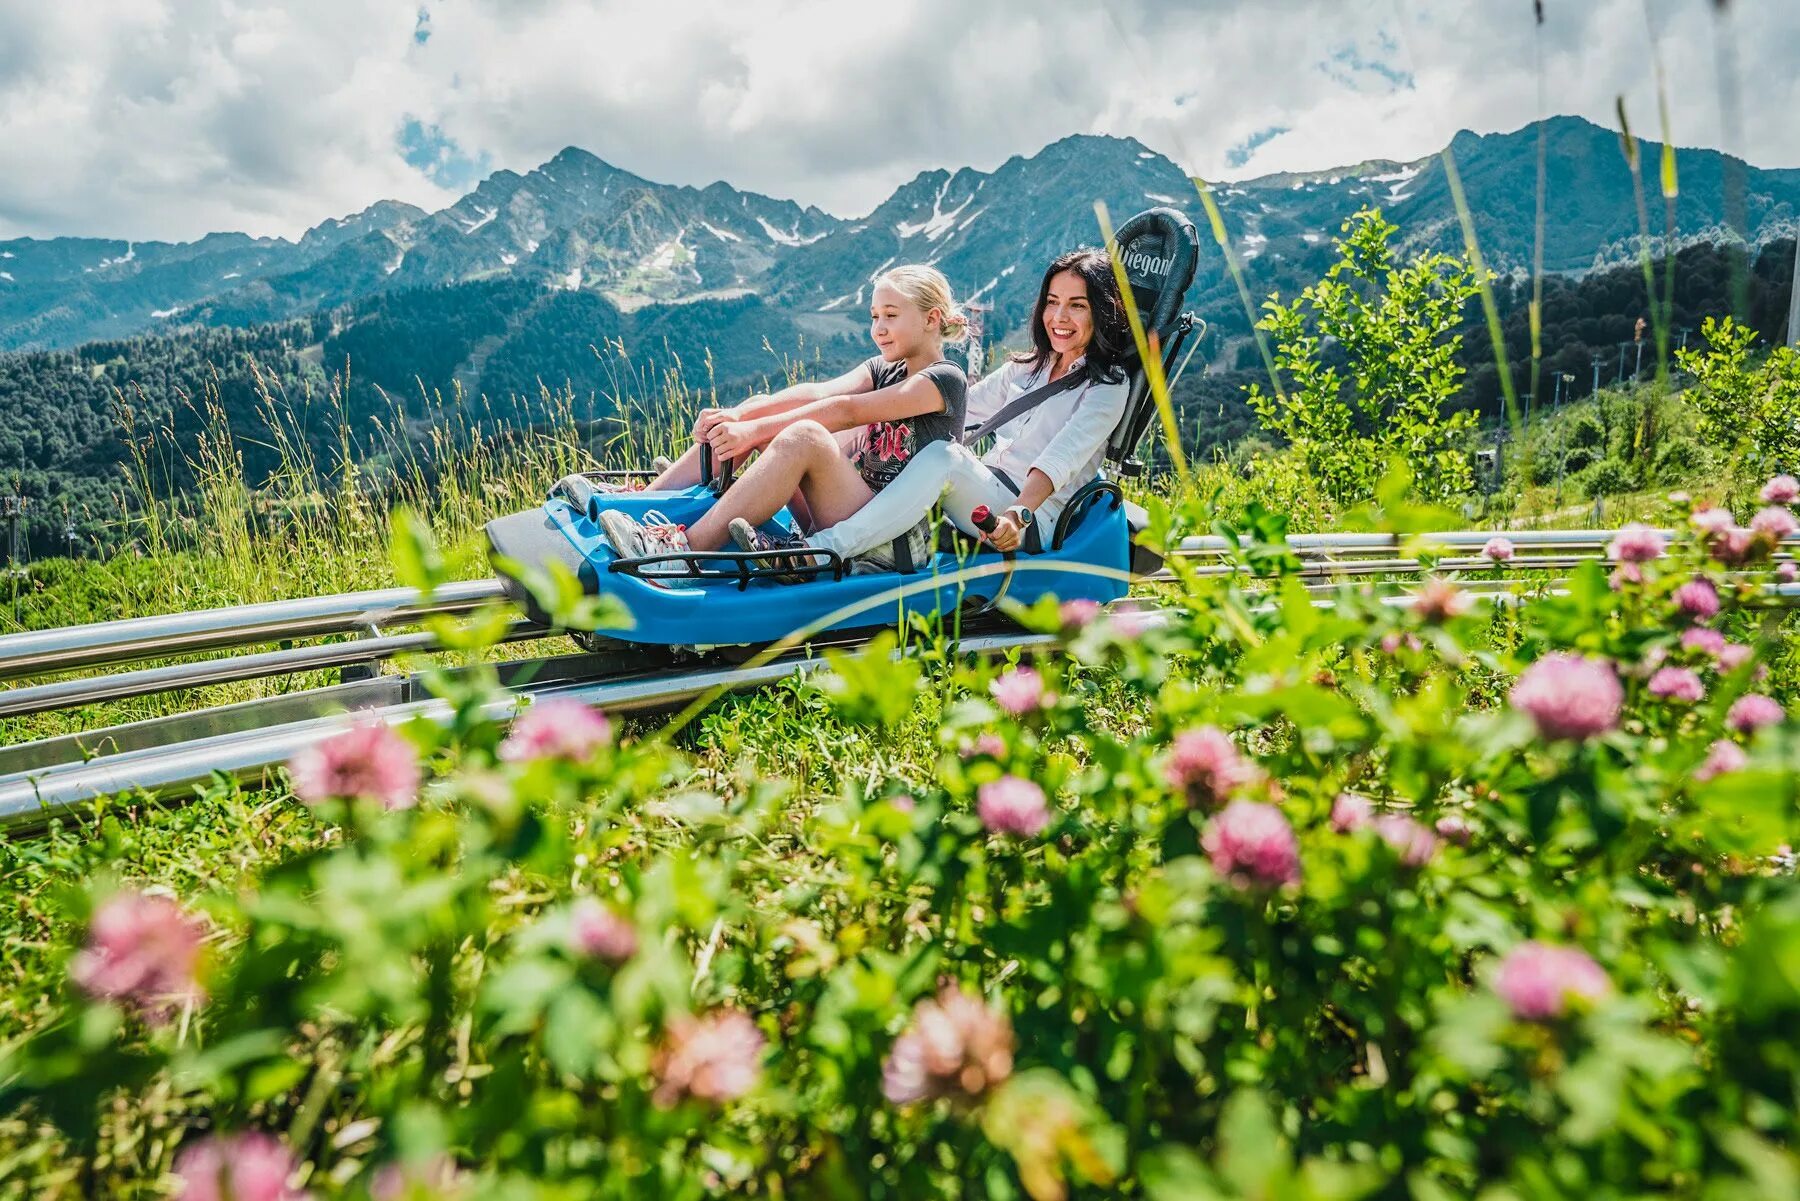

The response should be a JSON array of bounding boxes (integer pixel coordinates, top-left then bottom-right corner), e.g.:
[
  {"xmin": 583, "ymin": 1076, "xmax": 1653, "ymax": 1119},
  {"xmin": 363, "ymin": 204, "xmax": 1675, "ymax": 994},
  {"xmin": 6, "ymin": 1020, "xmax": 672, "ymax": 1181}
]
[
  {"xmin": 755, "ymin": 525, "xmax": 816, "ymax": 578},
  {"xmin": 638, "ymin": 510, "xmax": 689, "ymax": 554},
  {"xmin": 756, "ymin": 526, "xmax": 805, "ymax": 552}
]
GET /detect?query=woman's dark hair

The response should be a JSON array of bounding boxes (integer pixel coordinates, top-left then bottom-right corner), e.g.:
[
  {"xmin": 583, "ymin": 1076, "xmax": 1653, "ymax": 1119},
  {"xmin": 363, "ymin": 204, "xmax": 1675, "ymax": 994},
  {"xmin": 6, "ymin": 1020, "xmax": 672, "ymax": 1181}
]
[{"xmin": 1012, "ymin": 248, "xmax": 1132, "ymax": 384}]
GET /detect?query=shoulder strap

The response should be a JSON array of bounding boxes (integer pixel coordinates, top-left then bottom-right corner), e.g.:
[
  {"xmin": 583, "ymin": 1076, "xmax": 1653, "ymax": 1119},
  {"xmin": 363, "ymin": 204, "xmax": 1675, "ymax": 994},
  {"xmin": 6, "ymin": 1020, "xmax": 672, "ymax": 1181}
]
[{"xmin": 961, "ymin": 364, "xmax": 1088, "ymax": 447}]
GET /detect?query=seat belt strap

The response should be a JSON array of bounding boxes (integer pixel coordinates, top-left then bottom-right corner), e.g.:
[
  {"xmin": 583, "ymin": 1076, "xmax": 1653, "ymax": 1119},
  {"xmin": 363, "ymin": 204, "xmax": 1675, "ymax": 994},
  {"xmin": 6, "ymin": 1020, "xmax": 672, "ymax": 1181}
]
[{"xmin": 961, "ymin": 366, "xmax": 1088, "ymax": 446}]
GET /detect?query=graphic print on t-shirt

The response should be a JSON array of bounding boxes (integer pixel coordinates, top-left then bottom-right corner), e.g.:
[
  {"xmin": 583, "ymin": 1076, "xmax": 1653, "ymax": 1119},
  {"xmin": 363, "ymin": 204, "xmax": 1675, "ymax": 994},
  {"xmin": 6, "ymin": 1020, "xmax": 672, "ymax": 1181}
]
[
  {"xmin": 853, "ymin": 357, "xmax": 970, "ymax": 493},
  {"xmin": 855, "ymin": 419, "xmax": 917, "ymax": 489}
]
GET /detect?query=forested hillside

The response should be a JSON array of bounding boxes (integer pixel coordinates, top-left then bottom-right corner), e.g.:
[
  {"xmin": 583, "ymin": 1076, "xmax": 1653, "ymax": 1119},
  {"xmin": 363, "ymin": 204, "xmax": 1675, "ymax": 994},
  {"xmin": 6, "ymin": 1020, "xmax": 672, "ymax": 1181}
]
[
  {"xmin": 0, "ymin": 322, "xmax": 331, "ymax": 553},
  {"xmin": 0, "ymin": 283, "xmax": 852, "ymax": 555},
  {"xmin": 1461, "ymin": 236, "xmax": 1799, "ymax": 409}
]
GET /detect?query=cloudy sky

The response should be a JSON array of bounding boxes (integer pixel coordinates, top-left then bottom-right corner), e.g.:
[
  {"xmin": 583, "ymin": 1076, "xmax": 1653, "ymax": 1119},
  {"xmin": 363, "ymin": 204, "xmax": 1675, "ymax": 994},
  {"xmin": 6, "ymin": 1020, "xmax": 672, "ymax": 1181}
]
[{"xmin": 2, "ymin": 0, "xmax": 1796, "ymax": 243}]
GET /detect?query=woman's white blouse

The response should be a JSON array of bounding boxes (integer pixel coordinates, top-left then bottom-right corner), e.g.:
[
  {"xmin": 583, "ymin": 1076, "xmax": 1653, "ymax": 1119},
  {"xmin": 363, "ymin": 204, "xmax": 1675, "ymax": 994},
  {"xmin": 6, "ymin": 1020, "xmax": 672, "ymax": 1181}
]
[{"xmin": 964, "ymin": 356, "xmax": 1131, "ymax": 523}]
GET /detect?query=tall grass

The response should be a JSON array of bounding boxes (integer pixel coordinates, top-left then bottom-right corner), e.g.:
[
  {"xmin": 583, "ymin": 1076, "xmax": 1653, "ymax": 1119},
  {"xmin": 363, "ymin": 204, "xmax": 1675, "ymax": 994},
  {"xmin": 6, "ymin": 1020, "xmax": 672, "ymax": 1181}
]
[
  {"xmin": 0, "ymin": 341, "xmax": 739, "ymax": 743},
  {"xmin": 86, "ymin": 345, "xmax": 732, "ymax": 621}
]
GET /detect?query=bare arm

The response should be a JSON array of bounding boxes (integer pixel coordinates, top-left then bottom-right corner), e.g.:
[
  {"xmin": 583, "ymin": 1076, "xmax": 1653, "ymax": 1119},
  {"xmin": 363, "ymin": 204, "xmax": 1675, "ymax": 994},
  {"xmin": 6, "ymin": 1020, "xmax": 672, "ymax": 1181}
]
[
  {"xmin": 708, "ymin": 374, "xmax": 949, "ymax": 461},
  {"xmin": 740, "ymin": 362, "xmax": 875, "ymax": 418},
  {"xmin": 781, "ymin": 373, "xmax": 947, "ymax": 432},
  {"xmin": 694, "ymin": 362, "xmax": 874, "ymax": 439}
]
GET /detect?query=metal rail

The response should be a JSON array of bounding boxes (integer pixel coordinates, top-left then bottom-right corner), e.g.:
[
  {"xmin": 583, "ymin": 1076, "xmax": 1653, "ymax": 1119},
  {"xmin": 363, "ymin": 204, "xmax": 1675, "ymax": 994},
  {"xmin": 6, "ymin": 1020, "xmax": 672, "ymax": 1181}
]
[
  {"xmin": 0, "ymin": 628, "xmax": 1056, "ymax": 829},
  {"xmin": 1171, "ymin": 528, "xmax": 1672, "ymax": 555},
  {"xmin": 0, "ymin": 531, "xmax": 1614, "ymax": 682},
  {"xmin": 5, "ymin": 528, "xmax": 1786, "ymax": 720},
  {"xmin": 0, "ymin": 579, "xmax": 506, "ymax": 681},
  {"xmin": 0, "ymin": 621, "xmax": 551, "ymax": 720}
]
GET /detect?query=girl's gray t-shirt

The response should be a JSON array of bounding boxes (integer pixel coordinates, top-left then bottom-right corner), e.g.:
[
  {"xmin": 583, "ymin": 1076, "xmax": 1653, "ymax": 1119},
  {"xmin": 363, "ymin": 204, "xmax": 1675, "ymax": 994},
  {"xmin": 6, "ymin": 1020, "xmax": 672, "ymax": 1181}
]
[{"xmin": 852, "ymin": 356, "xmax": 969, "ymax": 491}]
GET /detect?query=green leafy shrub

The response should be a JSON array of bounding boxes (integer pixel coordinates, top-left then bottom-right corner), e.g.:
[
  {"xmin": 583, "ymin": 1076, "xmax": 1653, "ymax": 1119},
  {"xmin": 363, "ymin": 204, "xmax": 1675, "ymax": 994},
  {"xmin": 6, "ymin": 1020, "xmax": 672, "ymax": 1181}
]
[
  {"xmin": 1581, "ymin": 455, "xmax": 1637, "ymax": 497},
  {"xmin": 1677, "ymin": 316, "xmax": 1800, "ymax": 488},
  {"xmin": 1560, "ymin": 441, "xmax": 1601, "ymax": 476},
  {"xmin": 1652, "ymin": 432, "xmax": 1706, "ymax": 483},
  {"xmin": 1568, "ymin": 409, "xmax": 1607, "ymax": 452},
  {"xmin": 1245, "ymin": 208, "xmax": 1481, "ymax": 506}
]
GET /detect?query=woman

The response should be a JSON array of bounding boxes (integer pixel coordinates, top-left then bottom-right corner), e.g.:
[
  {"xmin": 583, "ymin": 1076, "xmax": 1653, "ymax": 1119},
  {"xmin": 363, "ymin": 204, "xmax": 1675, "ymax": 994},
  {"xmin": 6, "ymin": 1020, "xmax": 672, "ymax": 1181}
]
[
  {"xmin": 746, "ymin": 247, "xmax": 1132, "ymax": 573},
  {"xmin": 596, "ymin": 265, "xmax": 969, "ymax": 573}
]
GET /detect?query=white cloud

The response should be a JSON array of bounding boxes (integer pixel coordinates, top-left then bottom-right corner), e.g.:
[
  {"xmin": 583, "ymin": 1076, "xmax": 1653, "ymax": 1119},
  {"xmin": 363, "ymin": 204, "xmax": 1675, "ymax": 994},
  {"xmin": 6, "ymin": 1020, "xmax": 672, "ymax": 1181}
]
[{"xmin": 0, "ymin": 0, "xmax": 1795, "ymax": 242}]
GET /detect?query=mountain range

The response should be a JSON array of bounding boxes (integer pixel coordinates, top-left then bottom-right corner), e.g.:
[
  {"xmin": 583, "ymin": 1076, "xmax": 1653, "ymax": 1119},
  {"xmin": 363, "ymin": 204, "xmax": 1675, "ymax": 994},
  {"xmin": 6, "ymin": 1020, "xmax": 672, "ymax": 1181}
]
[{"xmin": 4, "ymin": 115, "xmax": 1798, "ymax": 359}]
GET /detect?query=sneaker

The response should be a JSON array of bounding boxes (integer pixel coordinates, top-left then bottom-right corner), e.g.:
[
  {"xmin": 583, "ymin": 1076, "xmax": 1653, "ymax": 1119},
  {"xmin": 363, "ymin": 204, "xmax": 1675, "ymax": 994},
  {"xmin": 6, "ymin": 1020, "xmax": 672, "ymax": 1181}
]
[
  {"xmin": 590, "ymin": 478, "xmax": 637, "ymax": 495},
  {"xmin": 852, "ymin": 514, "xmax": 937, "ymax": 575},
  {"xmin": 728, "ymin": 517, "xmax": 819, "ymax": 584},
  {"xmin": 598, "ymin": 508, "xmax": 692, "ymax": 575}
]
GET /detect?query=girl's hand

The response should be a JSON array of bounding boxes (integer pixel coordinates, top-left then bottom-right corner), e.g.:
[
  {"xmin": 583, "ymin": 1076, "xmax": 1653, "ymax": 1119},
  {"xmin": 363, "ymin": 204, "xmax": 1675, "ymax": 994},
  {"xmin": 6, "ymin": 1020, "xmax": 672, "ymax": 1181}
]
[
  {"xmin": 692, "ymin": 405, "xmax": 741, "ymax": 441},
  {"xmin": 984, "ymin": 513, "xmax": 1025, "ymax": 553},
  {"xmin": 707, "ymin": 419, "xmax": 764, "ymax": 462}
]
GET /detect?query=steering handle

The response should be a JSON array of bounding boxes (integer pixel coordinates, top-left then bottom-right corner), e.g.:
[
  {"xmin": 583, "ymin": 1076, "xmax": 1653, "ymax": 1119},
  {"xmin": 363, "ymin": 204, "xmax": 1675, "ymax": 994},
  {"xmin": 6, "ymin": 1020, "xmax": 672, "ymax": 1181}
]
[{"xmin": 698, "ymin": 442, "xmax": 737, "ymax": 495}]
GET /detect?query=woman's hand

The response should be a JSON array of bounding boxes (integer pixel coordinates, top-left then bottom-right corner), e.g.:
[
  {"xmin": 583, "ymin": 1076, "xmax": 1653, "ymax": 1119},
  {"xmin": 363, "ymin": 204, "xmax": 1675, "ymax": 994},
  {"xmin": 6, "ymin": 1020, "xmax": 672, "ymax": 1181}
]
[
  {"xmin": 692, "ymin": 403, "xmax": 746, "ymax": 441},
  {"xmin": 706, "ymin": 419, "xmax": 765, "ymax": 463},
  {"xmin": 984, "ymin": 513, "xmax": 1025, "ymax": 553}
]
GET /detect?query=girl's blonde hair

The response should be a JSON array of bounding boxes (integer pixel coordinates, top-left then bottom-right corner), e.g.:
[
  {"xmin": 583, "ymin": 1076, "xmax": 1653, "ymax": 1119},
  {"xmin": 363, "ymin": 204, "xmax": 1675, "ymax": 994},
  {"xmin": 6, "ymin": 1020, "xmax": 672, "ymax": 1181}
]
[{"xmin": 875, "ymin": 264, "xmax": 970, "ymax": 343}]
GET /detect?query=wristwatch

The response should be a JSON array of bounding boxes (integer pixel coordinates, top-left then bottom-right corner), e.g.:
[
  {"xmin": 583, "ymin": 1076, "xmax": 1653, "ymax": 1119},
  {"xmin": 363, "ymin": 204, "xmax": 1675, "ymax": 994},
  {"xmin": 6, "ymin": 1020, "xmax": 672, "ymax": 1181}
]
[{"xmin": 1004, "ymin": 504, "xmax": 1035, "ymax": 528}]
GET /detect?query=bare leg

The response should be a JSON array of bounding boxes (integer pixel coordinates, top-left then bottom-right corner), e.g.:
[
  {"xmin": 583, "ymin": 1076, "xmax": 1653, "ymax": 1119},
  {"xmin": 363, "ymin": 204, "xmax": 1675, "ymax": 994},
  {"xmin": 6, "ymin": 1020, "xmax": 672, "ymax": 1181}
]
[
  {"xmin": 646, "ymin": 442, "xmax": 707, "ymax": 490},
  {"xmin": 787, "ymin": 487, "xmax": 818, "ymax": 533},
  {"xmin": 685, "ymin": 421, "xmax": 873, "ymax": 550}
]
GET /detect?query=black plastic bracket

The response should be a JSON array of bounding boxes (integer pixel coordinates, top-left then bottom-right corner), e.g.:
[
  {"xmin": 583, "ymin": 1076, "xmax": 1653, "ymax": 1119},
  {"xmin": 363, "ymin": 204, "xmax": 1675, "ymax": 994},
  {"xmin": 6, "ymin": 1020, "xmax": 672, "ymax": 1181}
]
[
  {"xmin": 607, "ymin": 546, "xmax": 846, "ymax": 590},
  {"xmin": 1051, "ymin": 480, "xmax": 1125, "ymax": 551}
]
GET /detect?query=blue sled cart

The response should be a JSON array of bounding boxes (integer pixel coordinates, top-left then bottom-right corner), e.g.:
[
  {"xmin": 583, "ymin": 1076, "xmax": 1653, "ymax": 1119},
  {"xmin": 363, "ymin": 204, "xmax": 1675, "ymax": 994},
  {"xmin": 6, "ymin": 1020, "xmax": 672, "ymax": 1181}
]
[{"xmin": 485, "ymin": 207, "xmax": 1200, "ymax": 650}]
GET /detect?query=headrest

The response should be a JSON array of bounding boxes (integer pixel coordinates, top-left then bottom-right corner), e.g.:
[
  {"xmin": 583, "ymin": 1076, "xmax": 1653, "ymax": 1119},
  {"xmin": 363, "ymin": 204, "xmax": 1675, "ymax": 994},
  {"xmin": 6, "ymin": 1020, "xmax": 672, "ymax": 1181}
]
[{"xmin": 1109, "ymin": 207, "xmax": 1200, "ymax": 343}]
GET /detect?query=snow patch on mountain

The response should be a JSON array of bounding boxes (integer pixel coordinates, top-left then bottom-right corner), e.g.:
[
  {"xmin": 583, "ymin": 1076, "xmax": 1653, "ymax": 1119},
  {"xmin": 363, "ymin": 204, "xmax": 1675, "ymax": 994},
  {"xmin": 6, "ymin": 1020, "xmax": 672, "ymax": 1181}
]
[
  {"xmin": 150, "ymin": 306, "xmax": 180, "ymax": 318},
  {"xmin": 1367, "ymin": 164, "xmax": 1423, "ymax": 200},
  {"xmin": 756, "ymin": 217, "xmax": 826, "ymax": 246},
  {"xmin": 462, "ymin": 206, "xmax": 498, "ymax": 234},
  {"xmin": 700, "ymin": 221, "xmax": 741, "ymax": 243},
  {"xmin": 645, "ymin": 233, "xmax": 686, "ymax": 272},
  {"xmin": 894, "ymin": 180, "xmax": 973, "ymax": 242},
  {"xmin": 1366, "ymin": 164, "xmax": 1422, "ymax": 184}
]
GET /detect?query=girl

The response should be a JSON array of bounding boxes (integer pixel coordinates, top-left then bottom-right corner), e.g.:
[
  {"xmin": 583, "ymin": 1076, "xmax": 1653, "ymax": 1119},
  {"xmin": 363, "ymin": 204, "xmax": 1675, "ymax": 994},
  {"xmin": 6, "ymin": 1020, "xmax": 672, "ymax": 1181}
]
[
  {"xmin": 755, "ymin": 248, "xmax": 1133, "ymax": 572},
  {"xmin": 596, "ymin": 266, "xmax": 969, "ymax": 572}
]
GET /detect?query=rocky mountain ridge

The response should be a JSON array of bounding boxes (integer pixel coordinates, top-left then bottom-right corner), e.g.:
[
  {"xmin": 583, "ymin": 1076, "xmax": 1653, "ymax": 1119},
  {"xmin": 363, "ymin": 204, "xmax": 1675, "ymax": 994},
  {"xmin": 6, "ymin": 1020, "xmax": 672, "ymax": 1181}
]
[{"xmin": 2, "ymin": 115, "xmax": 1797, "ymax": 355}]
